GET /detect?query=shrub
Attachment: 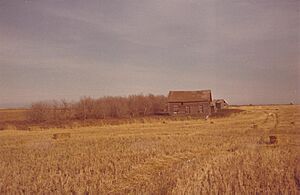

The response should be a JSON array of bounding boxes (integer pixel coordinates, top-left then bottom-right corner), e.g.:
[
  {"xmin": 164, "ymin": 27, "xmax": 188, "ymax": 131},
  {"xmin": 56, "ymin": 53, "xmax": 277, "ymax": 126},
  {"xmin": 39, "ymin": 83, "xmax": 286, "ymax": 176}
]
[{"xmin": 27, "ymin": 94, "xmax": 167, "ymax": 123}]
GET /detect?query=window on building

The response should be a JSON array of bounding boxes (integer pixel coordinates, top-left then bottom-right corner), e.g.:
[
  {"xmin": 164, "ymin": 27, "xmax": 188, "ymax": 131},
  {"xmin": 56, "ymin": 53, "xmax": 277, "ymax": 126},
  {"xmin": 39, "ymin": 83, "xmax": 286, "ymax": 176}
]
[{"xmin": 198, "ymin": 105, "xmax": 203, "ymax": 113}]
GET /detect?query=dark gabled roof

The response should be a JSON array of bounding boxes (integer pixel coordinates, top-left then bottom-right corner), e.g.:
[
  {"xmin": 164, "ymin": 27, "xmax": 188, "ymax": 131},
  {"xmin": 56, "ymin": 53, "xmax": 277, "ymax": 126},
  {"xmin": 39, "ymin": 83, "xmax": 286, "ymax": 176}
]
[{"xmin": 168, "ymin": 90, "xmax": 212, "ymax": 103}]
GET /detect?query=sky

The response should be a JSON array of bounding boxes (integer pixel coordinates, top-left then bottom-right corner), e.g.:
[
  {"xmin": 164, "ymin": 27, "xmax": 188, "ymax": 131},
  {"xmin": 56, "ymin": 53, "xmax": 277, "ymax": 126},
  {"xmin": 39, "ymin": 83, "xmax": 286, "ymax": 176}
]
[{"xmin": 0, "ymin": 0, "xmax": 299, "ymax": 107}]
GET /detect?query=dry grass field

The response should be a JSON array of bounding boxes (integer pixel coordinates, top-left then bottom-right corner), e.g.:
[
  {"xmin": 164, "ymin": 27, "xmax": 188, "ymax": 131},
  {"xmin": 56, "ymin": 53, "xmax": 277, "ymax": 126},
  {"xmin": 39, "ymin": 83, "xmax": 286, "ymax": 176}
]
[
  {"xmin": 0, "ymin": 109, "xmax": 28, "ymax": 122},
  {"xmin": 0, "ymin": 105, "xmax": 299, "ymax": 194}
]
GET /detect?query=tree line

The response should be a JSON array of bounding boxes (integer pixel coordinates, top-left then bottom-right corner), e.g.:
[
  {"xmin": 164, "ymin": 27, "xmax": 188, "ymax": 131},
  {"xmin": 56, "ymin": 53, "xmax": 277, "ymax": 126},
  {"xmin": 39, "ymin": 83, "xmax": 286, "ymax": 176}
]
[{"xmin": 28, "ymin": 94, "xmax": 167, "ymax": 122}]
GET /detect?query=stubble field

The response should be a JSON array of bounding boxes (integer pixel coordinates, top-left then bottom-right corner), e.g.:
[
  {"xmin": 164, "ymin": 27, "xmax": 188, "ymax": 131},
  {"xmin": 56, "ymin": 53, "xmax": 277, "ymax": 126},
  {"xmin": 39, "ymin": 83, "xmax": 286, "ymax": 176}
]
[{"xmin": 0, "ymin": 105, "xmax": 299, "ymax": 194}]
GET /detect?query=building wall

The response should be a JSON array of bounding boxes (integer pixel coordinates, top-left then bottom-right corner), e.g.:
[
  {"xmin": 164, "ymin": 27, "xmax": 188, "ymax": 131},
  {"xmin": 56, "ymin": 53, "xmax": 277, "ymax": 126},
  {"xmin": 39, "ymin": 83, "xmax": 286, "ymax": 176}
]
[
  {"xmin": 214, "ymin": 101, "xmax": 228, "ymax": 111},
  {"xmin": 168, "ymin": 102, "xmax": 211, "ymax": 116}
]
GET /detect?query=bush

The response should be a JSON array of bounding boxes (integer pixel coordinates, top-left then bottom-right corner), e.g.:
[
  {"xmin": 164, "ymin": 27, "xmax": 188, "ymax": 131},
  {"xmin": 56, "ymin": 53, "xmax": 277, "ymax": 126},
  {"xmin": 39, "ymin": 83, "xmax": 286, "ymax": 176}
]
[{"xmin": 27, "ymin": 94, "xmax": 167, "ymax": 123}]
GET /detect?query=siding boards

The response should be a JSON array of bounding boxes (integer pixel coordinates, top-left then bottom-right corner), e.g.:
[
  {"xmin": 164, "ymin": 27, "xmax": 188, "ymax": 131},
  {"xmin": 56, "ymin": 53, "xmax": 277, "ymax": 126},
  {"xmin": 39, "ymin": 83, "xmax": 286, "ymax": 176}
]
[{"xmin": 168, "ymin": 102, "xmax": 211, "ymax": 116}]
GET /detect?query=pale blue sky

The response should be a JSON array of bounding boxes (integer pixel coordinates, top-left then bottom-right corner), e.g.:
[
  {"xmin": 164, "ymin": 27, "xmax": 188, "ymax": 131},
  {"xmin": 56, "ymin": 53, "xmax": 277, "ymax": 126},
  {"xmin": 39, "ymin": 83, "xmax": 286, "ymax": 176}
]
[{"xmin": 0, "ymin": 0, "xmax": 299, "ymax": 107}]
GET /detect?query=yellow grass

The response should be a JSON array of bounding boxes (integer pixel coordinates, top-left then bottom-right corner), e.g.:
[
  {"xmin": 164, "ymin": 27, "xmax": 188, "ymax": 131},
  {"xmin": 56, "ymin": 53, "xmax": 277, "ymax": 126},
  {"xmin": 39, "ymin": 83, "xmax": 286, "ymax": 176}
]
[{"xmin": 0, "ymin": 105, "xmax": 299, "ymax": 194}]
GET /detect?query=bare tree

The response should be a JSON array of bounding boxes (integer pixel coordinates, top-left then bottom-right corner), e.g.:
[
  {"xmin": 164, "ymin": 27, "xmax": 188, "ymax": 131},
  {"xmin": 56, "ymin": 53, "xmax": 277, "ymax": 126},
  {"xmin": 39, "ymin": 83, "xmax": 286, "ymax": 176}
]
[{"xmin": 28, "ymin": 93, "xmax": 167, "ymax": 122}]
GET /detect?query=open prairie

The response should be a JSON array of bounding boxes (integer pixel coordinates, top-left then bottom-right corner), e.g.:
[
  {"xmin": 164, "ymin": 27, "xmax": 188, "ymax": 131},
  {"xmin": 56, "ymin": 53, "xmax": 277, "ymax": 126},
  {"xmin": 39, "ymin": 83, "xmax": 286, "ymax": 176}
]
[
  {"xmin": 0, "ymin": 105, "xmax": 299, "ymax": 194},
  {"xmin": 0, "ymin": 109, "xmax": 28, "ymax": 122}
]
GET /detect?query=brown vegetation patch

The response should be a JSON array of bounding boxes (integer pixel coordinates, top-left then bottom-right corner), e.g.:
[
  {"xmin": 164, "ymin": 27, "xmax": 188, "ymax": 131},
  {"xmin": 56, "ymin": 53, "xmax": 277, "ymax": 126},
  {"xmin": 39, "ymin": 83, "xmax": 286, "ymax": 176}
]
[
  {"xmin": 258, "ymin": 136, "xmax": 278, "ymax": 145},
  {"xmin": 52, "ymin": 133, "xmax": 71, "ymax": 139},
  {"xmin": 252, "ymin": 124, "xmax": 258, "ymax": 129},
  {"xmin": 0, "ymin": 111, "xmax": 243, "ymax": 131},
  {"xmin": 269, "ymin": 136, "xmax": 278, "ymax": 144},
  {"xmin": 210, "ymin": 108, "xmax": 244, "ymax": 118}
]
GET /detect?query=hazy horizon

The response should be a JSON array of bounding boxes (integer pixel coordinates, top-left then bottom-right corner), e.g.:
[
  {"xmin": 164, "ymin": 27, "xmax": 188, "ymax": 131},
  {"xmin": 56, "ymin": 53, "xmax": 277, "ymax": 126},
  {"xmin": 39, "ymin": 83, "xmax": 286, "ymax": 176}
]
[{"xmin": 1, "ymin": 0, "xmax": 299, "ymax": 108}]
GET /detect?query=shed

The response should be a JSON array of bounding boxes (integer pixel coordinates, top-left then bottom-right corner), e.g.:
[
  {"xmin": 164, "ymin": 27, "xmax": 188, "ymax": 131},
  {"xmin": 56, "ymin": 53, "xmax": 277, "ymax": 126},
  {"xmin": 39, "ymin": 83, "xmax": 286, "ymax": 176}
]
[{"xmin": 212, "ymin": 99, "xmax": 228, "ymax": 112}]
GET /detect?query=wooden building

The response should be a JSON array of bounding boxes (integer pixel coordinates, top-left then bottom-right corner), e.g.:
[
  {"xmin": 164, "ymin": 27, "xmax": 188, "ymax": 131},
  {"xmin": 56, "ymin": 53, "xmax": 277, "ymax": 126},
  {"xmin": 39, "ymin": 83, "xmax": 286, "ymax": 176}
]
[
  {"xmin": 212, "ymin": 99, "xmax": 228, "ymax": 112},
  {"xmin": 167, "ymin": 90, "xmax": 213, "ymax": 116}
]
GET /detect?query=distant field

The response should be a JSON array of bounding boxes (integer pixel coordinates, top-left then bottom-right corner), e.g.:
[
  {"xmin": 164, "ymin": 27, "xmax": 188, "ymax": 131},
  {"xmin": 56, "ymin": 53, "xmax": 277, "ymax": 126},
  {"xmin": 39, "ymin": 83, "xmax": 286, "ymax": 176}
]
[
  {"xmin": 0, "ymin": 105, "xmax": 299, "ymax": 193},
  {"xmin": 0, "ymin": 109, "xmax": 28, "ymax": 122}
]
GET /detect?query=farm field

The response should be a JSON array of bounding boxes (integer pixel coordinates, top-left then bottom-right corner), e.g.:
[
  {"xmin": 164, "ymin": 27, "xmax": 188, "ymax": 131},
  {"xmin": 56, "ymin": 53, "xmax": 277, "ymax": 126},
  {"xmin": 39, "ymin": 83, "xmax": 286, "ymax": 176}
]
[
  {"xmin": 0, "ymin": 105, "xmax": 299, "ymax": 194},
  {"xmin": 0, "ymin": 109, "xmax": 28, "ymax": 122}
]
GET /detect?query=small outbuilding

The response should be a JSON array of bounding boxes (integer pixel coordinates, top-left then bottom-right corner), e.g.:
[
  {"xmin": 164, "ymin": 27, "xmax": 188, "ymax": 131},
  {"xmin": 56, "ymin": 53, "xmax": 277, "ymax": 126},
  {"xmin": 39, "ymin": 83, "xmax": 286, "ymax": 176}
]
[
  {"xmin": 167, "ymin": 90, "xmax": 213, "ymax": 116},
  {"xmin": 211, "ymin": 99, "xmax": 228, "ymax": 112}
]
